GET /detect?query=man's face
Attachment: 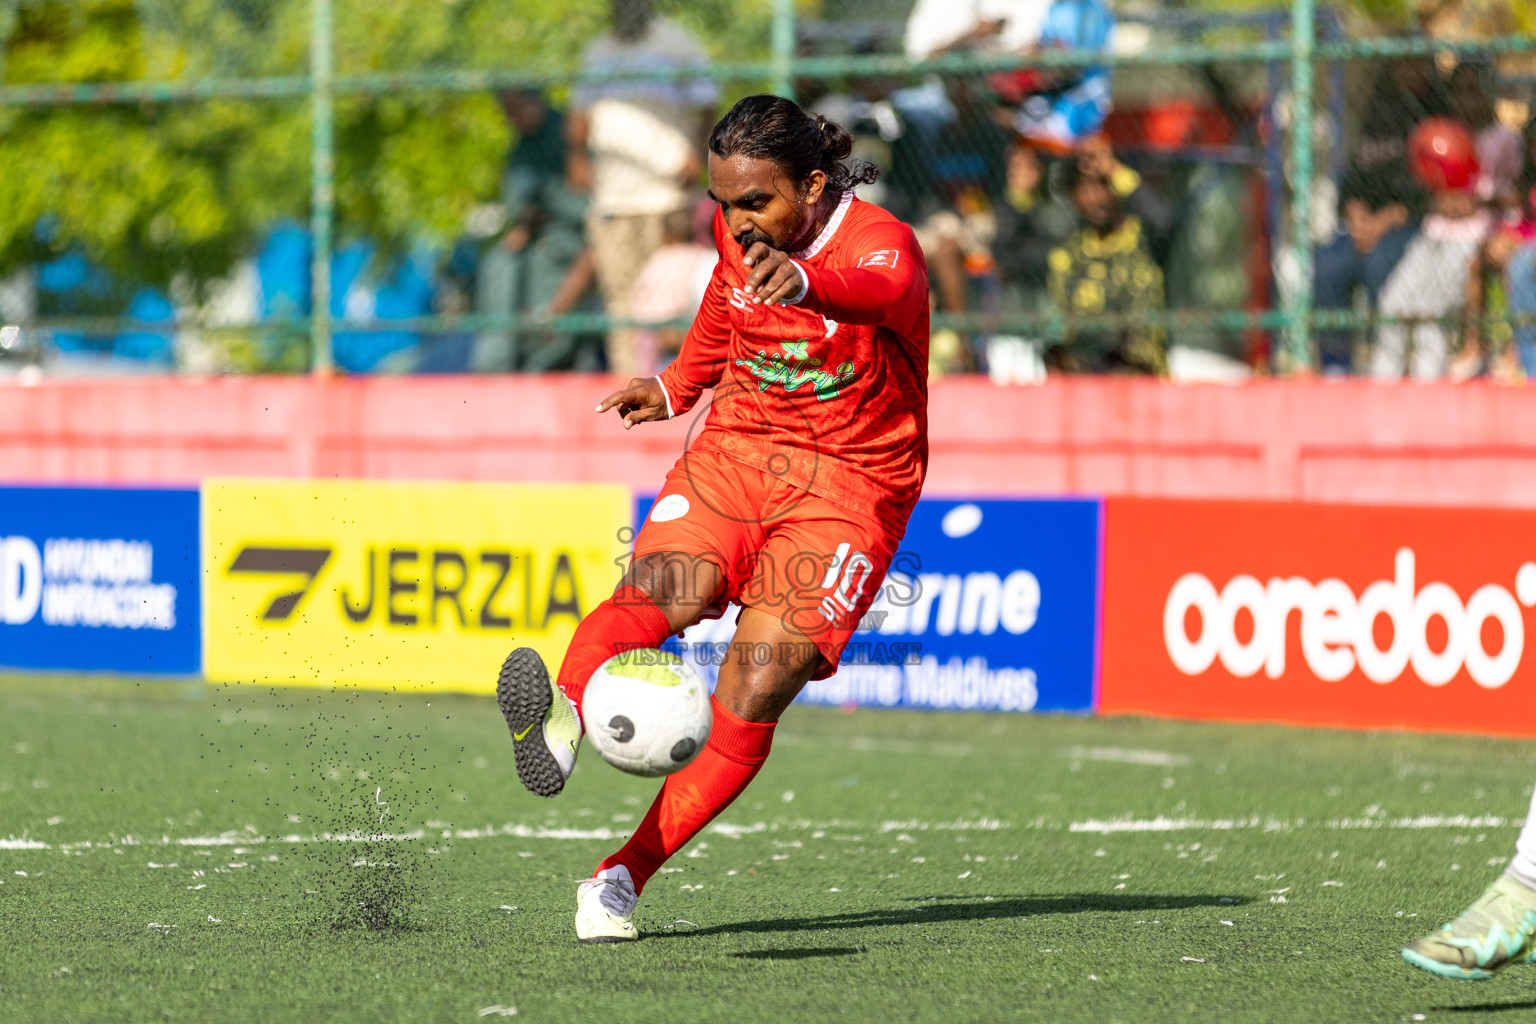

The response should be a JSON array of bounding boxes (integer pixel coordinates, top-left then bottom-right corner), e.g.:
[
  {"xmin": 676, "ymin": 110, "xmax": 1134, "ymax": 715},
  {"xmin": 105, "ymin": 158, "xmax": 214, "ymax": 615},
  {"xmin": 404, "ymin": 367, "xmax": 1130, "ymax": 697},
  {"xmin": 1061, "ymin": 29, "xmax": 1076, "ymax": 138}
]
[
  {"xmin": 1072, "ymin": 176, "xmax": 1117, "ymax": 230},
  {"xmin": 1435, "ymin": 187, "xmax": 1478, "ymax": 220},
  {"xmin": 1006, "ymin": 145, "xmax": 1041, "ymax": 195},
  {"xmin": 707, "ymin": 152, "xmax": 823, "ymax": 253},
  {"xmin": 1342, "ymin": 198, "xmax": 1382, "ymax": 253},
  {"xmin": 501, "ymin": 93, "xmax": 544, "ymax": 135}
]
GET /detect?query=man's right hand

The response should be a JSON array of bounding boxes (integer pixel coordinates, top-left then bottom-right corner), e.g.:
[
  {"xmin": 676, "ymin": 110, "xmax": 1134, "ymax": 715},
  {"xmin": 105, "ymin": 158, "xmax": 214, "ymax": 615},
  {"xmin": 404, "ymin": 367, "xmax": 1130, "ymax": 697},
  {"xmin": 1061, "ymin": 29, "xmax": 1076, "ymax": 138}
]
[{"xmin": 596, "ymin": 377, "xmax": 669, "ymax": 430}]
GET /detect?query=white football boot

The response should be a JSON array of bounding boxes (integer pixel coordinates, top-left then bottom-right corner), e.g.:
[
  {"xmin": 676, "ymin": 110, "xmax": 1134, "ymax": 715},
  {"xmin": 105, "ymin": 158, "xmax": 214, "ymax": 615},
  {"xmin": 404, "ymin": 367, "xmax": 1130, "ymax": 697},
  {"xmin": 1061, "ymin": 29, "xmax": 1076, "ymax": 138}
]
[
  {"xmin": 497, "ymin": 648, "xmax": 582, "ymax": 797},
  {"xmin": 575, "ymin": 865, "xmax": 639, "ymax": 943}
]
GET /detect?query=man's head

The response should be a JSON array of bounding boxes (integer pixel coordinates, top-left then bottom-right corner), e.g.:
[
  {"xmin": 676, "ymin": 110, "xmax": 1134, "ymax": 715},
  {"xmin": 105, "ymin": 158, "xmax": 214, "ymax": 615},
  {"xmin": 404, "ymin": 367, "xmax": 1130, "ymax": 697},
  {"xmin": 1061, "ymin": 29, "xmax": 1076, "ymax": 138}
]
[
  {"xmin": 1062, "ymin": 157, "xmax": 1120, "ymax": 232},
  {"xmin": 498, "ymin": 89, "xmax": 546, "ymax": 135},
  {"xmin": 1006, "ymin": 141, "xmax": 1043, "ymax": 197},
  {"xmin": 706, "ymin": 95, "xmax": 879, "ymax": 253},
  {"xmin": 611, "ymin": 0, "xmax": 653, "ymax": 41},
  {"xmin": 661, "ymin": 207, "xmax": 695, "ymax": 247}
]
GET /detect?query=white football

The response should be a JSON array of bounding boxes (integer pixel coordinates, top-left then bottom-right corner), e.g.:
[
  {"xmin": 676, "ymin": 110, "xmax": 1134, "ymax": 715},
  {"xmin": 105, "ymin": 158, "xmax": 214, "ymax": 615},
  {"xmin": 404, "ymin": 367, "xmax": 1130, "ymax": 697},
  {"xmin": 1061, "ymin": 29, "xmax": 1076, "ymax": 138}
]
[{"xmin": 584, "ymin": 650, "xmax": 712, "ymax": 777}]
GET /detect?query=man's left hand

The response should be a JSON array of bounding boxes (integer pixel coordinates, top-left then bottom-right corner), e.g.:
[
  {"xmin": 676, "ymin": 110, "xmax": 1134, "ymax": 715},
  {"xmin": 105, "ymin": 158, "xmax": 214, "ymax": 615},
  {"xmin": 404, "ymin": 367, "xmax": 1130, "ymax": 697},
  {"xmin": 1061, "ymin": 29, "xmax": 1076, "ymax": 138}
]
[{"xmin": 742, "ymin": 242, "xmax": 805, "ymax": 307}]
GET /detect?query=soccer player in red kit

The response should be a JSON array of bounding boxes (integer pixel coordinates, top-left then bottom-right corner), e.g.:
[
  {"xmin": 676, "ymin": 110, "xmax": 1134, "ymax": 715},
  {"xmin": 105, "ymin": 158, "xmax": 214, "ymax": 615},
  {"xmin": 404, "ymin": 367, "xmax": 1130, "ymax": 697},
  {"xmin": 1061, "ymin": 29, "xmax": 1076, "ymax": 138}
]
[{"xmin": 496, "ymin": 94, "xmax": 929, "ymax": 942}]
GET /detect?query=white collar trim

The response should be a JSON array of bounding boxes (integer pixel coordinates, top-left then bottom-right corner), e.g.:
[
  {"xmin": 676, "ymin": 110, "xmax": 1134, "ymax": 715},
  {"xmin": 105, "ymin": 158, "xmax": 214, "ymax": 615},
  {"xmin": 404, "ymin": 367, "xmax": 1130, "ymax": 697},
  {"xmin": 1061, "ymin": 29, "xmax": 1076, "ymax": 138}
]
[{"xmin": 793, "ymin": 190, "xmax": 855, "ymax": 261}]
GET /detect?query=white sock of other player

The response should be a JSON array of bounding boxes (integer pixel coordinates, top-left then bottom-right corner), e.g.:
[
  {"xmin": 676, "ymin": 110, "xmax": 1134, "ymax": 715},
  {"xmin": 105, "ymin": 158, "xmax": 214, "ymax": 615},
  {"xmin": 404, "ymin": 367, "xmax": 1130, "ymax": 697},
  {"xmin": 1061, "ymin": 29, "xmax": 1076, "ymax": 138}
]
[{"xmin": 1505, "ymin": 777, "xmax": 1536, "ymax": 893}]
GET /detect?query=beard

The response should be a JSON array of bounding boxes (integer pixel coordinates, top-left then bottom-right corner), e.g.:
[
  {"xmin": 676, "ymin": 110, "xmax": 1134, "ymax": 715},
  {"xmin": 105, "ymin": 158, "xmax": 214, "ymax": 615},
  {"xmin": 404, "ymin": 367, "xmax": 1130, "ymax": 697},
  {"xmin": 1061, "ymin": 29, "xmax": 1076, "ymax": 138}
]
[{"xmin": 736, "ymin": 229, "xmax": 778, "ymax": 251}]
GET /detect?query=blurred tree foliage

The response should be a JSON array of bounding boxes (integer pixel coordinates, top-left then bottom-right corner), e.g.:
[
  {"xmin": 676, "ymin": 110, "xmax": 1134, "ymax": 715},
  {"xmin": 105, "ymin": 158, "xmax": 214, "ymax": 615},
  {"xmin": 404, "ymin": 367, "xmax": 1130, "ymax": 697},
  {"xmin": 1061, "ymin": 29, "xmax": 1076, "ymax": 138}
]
[
  {"xmin": 0, "ymin": 0, "xmax": 515, "ymax": 297},
  {"xmin": 0, "ymin": 0, "xmax": 775, "ymax": 300}
]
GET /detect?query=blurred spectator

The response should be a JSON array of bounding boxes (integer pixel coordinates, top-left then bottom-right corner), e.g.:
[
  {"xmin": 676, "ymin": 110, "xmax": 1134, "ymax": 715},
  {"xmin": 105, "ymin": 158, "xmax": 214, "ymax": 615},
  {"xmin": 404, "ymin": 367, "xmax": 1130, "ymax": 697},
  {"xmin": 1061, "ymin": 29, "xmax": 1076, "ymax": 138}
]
[
  {"xmin": 903, "ymin": 0, "xmax": 1113, "ymax": 157},
  {"xmin": 1509, "ymin": 124, "xmax": 1536, "ymax": 376},
  {"xmin": 1447, "ymin": 62, "xmax": 1523, "ymax": 204},
  {"xmin": 807, "ymin": 88, "xmax": 904, "ymax": 208},
  {"xmin": 1008, "ymin": 0, "xmax": 1116, "ymax": 155},
  {"xmin": 1373, "ymin": 178, "xmax": 1492, "ymax": 380},
  {"xmin": 993, "ymin": 142, "xmax": 1074, "ymax": 299},
  {"xmin": 1463, "ymin": 120, "xmax": 1536, "ymax": 379},
  {"xmin": 1312, "ymin": 172, "xmax": 1415, "ymax": 373},
  {"xmin": 904, "ymin": 0, "xmax": 1051, "ymax": 61},
  {"xmin": 897, "ymin": 0, "xmax": 1039, "ymax": 354},
  {"xmin": 1045, "ymin": 156, "xmax": 1166, "ymax": 373},
  {"xmin": 1349, "ymin": 58, "xmax": 1445, "ymax": 211},
  {"xmin": 476, "ymin": 89, "xmax": 598, "ymax": 372},
  {"xmin": 1075, "ymin": 135, "xmax": 1175, "ymax": 265},
  {"xmin": 626, "ymin": 204, "xmax": 716, "ymax": 376},
  {"xmin": 912, "ymin": 81, "xmax": 1012, "ymax": 319},
  {"xmin": 570, "ymin": 0, "xmax": 718, "ymax": 377},
  {"xmin": 986, "ymin": 141, "xmax": 1073, "ymax": 381},
  {"xmin": 1506, "ymin": 242, "xmax": 1536, "ymax": 379}
]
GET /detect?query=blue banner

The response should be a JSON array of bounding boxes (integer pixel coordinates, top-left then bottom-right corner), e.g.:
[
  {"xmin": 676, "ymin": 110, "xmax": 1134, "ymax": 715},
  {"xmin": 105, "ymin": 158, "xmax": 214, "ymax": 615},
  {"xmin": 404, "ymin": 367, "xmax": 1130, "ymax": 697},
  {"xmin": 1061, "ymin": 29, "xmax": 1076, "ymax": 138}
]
[
  {"xmin": 642, "ymin": 496, "xmax": 1103, "ymax": 714},
  {"xmin": 0, "ymin": 487, "xmax": 201, "ymax": 674}
]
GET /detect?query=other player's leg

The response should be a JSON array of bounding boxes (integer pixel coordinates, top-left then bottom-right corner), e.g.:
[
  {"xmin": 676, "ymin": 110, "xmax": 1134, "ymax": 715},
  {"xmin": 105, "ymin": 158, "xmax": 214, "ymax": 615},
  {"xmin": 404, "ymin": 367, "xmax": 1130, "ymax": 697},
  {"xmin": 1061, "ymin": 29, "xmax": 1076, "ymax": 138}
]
[
  {"xmin": 1403, "ymin": 780, "xmax": 1536, "ymax": 978},
  {"xmin": 577, "ymin": 605, "xmax": 822, "ymax": 942},
  {"xmin": 499, "ymin": 551, "xmax": 724, "ymax": 797}
]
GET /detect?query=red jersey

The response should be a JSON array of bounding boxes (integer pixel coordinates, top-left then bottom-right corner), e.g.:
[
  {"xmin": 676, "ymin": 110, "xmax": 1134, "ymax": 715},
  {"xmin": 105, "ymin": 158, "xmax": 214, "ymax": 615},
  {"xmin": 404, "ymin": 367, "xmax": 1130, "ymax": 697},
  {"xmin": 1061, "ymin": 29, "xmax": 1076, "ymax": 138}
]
[{"xmin": 657, "ymin": 191, "xmax": 930, "ymax": 531}]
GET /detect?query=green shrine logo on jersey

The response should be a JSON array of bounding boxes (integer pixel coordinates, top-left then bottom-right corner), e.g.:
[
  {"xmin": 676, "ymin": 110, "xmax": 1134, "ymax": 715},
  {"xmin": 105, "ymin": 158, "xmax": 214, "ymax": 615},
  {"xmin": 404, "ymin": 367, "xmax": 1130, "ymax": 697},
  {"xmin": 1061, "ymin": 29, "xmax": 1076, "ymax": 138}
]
[{"xmin": 737, "ymin": 340, "xmax": 858, "ymax": 401}]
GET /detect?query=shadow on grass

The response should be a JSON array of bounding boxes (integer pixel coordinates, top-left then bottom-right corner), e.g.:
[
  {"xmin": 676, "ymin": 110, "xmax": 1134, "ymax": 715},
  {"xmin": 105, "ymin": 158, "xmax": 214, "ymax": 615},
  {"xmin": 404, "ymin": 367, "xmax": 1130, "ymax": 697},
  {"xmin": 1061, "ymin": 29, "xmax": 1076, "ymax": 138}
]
[
  {"xmin": 1439, "ymin": 1001, "xmax": 1536, "ymax": 1014},
  {"xmin": 649, "ymin": 893, "xmax": 1249, "ymax": 939},
  {"xmin": 733, "ymin": 947, "xmax": 865, "ymax": 960}
]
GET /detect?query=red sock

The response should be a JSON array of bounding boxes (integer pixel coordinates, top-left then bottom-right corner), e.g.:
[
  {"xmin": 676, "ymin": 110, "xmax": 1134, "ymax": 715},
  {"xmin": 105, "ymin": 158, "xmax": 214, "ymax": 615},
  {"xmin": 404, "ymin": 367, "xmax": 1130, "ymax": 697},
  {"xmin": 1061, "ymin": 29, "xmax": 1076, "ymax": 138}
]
[
  {"xmin": 597, "ymin": 699, "xmax": 775, "ymax": 892},
  {"xmin": 556, "ymin": 585, "xmax": 672, "ymax": 712}
]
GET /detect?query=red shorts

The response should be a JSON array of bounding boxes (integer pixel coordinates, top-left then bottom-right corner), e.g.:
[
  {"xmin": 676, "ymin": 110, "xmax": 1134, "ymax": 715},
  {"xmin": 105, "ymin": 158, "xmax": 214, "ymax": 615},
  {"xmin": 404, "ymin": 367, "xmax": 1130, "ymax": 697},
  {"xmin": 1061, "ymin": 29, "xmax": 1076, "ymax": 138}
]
[{"xmin": 634, "ymin": 447, "xmax": 899, "ymax": 679}]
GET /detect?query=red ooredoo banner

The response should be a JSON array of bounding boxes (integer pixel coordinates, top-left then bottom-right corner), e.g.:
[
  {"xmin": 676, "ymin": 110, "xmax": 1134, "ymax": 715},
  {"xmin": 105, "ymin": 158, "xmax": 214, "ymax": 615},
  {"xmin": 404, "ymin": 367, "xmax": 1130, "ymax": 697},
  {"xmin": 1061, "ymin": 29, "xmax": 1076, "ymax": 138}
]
[{"xmin": 1101, "ymin": 498, "xmax": 1536, "ymax": 736}]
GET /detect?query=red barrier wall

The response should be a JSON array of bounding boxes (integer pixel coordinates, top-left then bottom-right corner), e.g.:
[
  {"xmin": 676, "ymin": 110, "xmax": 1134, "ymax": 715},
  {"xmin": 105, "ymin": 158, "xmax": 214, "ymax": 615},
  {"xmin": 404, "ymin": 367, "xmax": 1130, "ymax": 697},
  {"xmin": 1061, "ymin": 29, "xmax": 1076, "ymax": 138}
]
[{"xmin": 3, "ymin": 374, "xmax": 1536, "ymax": 506}]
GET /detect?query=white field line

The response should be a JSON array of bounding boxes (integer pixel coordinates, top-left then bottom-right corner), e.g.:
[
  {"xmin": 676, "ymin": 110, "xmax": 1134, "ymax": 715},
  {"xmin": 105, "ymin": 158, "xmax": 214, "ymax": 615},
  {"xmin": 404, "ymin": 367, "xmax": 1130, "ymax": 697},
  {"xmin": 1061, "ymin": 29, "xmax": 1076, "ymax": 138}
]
[
  {"xmin": 1070, "ymin": 814, "xmax": 1519, "ymax": 835},
  {"xmin": 1065, "ymin": 746, "xmax": 1191, "ymax": 768},
  {"xmin": 0, "ymin": 838, "xmax": 49, "ymax": 850},
  {"xmin": 0, "ymin": 824, "xmax": 626, "ymax": 852},
  {"xmin": 878, "ymin": 818, "xmax": 1008, "ymax": 833},
  {"xmin": 0, "ymin": 818, "xmax": 1013, "ymax": 853},
  {"xmin": 5, "ymin": 812, "xmax": 1511, "ymax": 850}
]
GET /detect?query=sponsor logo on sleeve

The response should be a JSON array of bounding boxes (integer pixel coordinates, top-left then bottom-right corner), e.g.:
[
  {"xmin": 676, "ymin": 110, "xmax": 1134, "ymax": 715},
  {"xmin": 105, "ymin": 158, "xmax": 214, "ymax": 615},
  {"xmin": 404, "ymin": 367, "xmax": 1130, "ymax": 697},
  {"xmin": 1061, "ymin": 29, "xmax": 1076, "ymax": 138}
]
[{"xmin": 857, "ymin": 250, "xmax": 900, "ymax": 269}]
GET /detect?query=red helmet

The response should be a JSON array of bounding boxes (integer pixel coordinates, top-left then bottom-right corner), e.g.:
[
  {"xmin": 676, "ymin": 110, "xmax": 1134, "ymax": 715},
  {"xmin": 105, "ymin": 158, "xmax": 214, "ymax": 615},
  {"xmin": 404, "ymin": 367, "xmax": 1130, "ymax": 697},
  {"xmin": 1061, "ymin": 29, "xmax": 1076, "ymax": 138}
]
[{"xmin": 1407, "ymin": 117, "xmax": 1479, "ymax": 191}]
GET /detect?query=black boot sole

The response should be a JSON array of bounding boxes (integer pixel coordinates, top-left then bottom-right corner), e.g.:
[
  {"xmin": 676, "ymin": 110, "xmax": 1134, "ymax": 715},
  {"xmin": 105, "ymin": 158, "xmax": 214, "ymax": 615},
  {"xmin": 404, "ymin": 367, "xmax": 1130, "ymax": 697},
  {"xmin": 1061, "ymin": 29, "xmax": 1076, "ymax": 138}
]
[{"xmin": 497, "ymin": 647, "xmax": 565, "ymax": 798}]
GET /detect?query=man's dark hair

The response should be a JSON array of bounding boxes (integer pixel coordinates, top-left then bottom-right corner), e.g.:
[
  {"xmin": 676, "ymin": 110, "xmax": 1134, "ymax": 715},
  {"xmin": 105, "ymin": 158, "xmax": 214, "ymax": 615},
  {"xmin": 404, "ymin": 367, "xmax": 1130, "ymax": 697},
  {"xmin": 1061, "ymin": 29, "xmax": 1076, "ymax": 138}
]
[
  {"xmin": 708, "ymin": 94, "xmax": 879, "ymax": 195},
  {"xmin": 612, "ymin": 0, "xmax": 652, "ymax": 41},
  {"xmin": 1339, "ymin": 167, "xmax": 1418, "ymax": 214}
]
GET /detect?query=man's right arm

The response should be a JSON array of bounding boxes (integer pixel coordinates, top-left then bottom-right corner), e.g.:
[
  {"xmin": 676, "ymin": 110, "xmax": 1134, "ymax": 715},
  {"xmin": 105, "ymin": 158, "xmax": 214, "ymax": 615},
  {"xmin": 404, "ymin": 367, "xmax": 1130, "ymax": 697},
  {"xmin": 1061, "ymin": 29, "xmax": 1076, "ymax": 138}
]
[
  {"xmin": 656, "ymin": 262, "xmax": 732, "ymax": 417},
  {"xmin": 597, "ymin": 259, "xmax": 731, "ymax": 429}
]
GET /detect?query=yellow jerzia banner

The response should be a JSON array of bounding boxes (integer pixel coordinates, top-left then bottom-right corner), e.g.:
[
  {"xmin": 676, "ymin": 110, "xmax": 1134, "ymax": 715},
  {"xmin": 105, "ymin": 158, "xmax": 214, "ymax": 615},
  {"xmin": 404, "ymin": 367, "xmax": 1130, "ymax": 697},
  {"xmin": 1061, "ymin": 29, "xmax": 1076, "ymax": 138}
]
[{"xmin": 203, "ymin": 479, "xmax": 631, "ymax": 692}]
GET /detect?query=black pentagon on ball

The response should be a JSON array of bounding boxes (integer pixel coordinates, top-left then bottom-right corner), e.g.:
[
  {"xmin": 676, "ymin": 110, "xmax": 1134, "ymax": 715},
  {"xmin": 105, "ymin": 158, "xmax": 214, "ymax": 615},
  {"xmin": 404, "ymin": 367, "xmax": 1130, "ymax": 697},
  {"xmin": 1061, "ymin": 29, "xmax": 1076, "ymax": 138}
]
[
  {"xmin": 670, "ymin": 737, "xmax": 698, "ymax": 762},
  {"xmin": 608, "ymin": 715, "xmax": 635, "ymax": 743}
]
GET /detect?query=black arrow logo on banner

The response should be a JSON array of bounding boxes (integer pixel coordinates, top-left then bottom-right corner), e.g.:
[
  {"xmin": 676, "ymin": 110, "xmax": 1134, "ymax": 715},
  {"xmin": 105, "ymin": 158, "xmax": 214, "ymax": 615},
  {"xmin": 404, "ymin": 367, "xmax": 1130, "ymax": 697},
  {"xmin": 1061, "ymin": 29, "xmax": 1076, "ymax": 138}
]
[{"xmin": 228, "ymin": 546, "xmax": 333, "ymax": 620}]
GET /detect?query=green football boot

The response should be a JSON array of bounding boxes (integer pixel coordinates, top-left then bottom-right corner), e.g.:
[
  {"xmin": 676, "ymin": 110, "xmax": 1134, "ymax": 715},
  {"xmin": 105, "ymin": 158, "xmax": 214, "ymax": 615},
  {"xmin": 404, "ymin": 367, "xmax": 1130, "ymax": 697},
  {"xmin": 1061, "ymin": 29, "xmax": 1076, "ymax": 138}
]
[
  {"xmin": 497, "ymin": 648, "xmax": 582, "ymax": 797},
  {"xmin": 1402, "ymin": 875, "xmax": 1536, "ymax": 980}
]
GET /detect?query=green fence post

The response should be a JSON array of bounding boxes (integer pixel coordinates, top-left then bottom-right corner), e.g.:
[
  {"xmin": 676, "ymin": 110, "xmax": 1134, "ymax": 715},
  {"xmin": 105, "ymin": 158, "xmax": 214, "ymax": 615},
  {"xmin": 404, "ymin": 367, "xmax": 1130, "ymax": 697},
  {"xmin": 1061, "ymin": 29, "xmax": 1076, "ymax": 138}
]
[
  {"xmin": 1287, "ymin": 0, "xmax": 1315, "ymax": 371},
  {"xmin": 310, "ymin": 0, "xmax": 335, "ymax": 375},
  {"xmin": 771, "ymin": 0, "xmax": 795, "ymax": 100}
]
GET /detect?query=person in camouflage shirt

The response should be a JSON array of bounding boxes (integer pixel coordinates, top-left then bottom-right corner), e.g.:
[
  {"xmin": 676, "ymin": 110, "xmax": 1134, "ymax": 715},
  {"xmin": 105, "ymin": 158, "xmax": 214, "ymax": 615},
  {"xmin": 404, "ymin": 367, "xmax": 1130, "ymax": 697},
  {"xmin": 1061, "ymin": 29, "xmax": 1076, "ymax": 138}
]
[{"xmin": 1045, "ymin": 154, "xmax": 1167, "ymax": 374}]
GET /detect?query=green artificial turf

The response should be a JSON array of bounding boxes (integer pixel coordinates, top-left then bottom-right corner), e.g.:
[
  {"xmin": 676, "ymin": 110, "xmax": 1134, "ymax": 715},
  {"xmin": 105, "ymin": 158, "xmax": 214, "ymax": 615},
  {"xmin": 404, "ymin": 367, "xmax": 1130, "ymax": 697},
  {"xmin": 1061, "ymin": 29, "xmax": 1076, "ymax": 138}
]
[{"xmin": 4, "ymin": 673, "xmax": 1536, "ymax": 1023}]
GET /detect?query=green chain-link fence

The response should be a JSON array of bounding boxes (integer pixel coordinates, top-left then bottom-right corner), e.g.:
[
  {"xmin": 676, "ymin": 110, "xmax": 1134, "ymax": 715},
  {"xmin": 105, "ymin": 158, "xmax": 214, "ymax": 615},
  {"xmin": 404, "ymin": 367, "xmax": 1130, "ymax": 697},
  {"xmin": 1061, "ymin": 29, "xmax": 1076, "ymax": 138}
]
[{"xmin": 0, "ymin": 0, "xmax": 1532, "ymax": 379}]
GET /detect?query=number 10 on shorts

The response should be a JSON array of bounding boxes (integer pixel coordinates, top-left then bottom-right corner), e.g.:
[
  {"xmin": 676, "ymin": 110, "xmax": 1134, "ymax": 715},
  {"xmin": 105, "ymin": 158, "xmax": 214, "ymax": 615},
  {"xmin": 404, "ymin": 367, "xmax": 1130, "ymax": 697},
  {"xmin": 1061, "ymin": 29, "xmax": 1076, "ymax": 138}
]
[{"xmin": 818, "ymin": 542, "xmax": 875, "ymax": 627}]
